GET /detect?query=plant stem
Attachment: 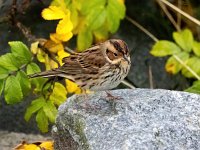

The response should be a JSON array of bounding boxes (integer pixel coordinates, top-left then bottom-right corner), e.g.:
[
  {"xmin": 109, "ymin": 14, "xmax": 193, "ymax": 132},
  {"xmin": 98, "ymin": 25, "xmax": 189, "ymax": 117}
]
[
  {"xmin": 126, "ymin": 15, "xmax": 200, "ymax": 80},
  {"xmin": 160, "ymin": 0, "xmax": 200, "ymax": 27}
]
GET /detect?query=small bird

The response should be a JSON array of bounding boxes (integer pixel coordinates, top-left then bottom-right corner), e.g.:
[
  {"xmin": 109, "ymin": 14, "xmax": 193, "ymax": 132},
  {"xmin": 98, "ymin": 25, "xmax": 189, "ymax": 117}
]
[{"xmin": 29, "ymin": 39, "xmax": 131, "ymax": 91}]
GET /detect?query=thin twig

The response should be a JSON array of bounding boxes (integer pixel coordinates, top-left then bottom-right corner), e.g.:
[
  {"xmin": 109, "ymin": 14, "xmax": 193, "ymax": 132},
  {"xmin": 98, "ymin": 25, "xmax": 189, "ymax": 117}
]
[
  {"xmin": 148, "ymin": 66, "xmax": 154, "ymax": 89},
  {"xmin": 156, "ymin": 0, "xmax": 180, "ymax": 31},
  {"xmin": 126, "ymin": 16, "xmax": 159, "ymax": 42},
  {"xmin": 16, "ymin": 21, "xmax": 60, "ymax": 66},
  {"xmin": 126, "ymin": 15, "xmax": 200, "ymax": 80},
  {"xmin": 177, "ymin": 0, "xmax": 182, "ymax": 28},
  {"xmin": 121, "ymin": 80, "xmax": 135, "ymax": 89},
  {"xmin": 160, "ymin": 0, "xmax": 200, "ymax": 27},
  {"xmin": 64, "ymin": 46, "xmax": 76, "ymax": 54},
  {"xmin": 16, "ymin": 21, "xmax": 36, "ymax": 42},
  {"xmin": 173, "ymin": 55, "xmax": 200, "ymax": 80}
]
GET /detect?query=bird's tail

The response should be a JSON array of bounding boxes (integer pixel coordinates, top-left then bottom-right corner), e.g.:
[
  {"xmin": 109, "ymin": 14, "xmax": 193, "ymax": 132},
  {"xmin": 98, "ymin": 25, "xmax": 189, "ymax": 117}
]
[{"xmin": 28, "ymin": 70, "xmax": 60, "ymax": 78}]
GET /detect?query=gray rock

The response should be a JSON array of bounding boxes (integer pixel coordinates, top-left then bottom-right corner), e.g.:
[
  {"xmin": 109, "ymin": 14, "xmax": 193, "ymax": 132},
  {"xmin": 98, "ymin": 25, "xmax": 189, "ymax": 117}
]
[{"xmin": 52, "ymin": 89, "xmax": 200, "ymax": 150}]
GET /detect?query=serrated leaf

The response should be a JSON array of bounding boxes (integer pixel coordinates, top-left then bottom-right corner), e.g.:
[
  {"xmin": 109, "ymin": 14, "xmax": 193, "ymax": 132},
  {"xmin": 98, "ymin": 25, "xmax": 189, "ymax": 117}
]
[
  {"xmin": 165, "ymin": 52, "xmax": 189, "ymax": 74},
  {"xmin": 26, "ymin": 62, "xmax": 41, "ymax": 75},
  {"xmin": 68, "ymin": 4, "xmax": 78, "ymax": 29},
  {"xmin": 81, "ymin": 0, "xmax": 106, "ymax": 15},
  {"xmin": 86, "ymin": 7, "xmax": 106, "ymax": 30},
  {"xmin": 43, "ymin": 100, "xmax": 58, "ymax": 123},
  {"xmin": 109, "ymin": 0, "xmax": 125, "ymax": 19},
  {"xmin": 173, "ymin": 29, "xmax": 193, "ymax": 52},
  {"xmin": 36, "ymin": 109, "xmax": 49, "ymax": 133},
  {"xmin": 24, "ymin": 97, "xmax": 46, "ymax": 121},
  {"xmin": 4, "ymin": 75, "xmax": 23, "ymax": 104},
  {"xmin": 9, "ymin": 41, "xmax": 32, "ymax": 64},
  {"xmin": 150, "ymin": 40, "xmax": 181, "ymax": 57},
  {"xmin": 16, "ymin": 70, "xmax": 31, "ymax": 96},
  {"xmin": 77, "ymin": 30, "xmax": 93, "ymax": 51},
  {"xmin": 106, "ymin": 0, "xmax": 125, "ymax": 33},
  {"xmin": 0, "ymin": 80, "xmax": 5, "ymax": 96},
  {"xmin": 26, "ymin": 63, "xmax": 47, "ymax": 91},
  {"xmin": 185, "ymin": 81, "xmax": 200, "ymax": 94},
  {"xmin": 0, "ymin": 67, "xmax": 9, "ymax": 79},
  {"xmin": 50, "ymin": 82, "xmax": 67, "ymax": 105},
  {"xmin": 192, "ymin": 41, "xmax": 200, "ymax": 57},
  {"xmin": 51, "ymin": 0, "xmax": 69, "ymax": 10},
  {"xmin": 93, "ymin": 26, "xmax": 109, "ymax": 42},
  {"xmin": 0, "ymin": 53, "xmax": 19, "ymax": 71},
  {"xmin": 182, "ymin": 56, "xmax": 200, "ymax": 78}
]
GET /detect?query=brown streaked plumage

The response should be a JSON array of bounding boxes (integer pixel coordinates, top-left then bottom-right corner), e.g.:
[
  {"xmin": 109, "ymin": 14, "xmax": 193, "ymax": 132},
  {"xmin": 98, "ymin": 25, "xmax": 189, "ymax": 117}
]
[{"xmin": 29, "ymin": 39, "xmax": 131, "ymax": 91}]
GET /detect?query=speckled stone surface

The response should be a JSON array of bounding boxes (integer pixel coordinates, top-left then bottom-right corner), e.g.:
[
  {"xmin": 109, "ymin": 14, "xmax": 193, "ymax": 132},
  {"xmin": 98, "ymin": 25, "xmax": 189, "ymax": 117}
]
[{"xmin": 52, "ymin": 89, "xmax": 200, "ymax": 150}]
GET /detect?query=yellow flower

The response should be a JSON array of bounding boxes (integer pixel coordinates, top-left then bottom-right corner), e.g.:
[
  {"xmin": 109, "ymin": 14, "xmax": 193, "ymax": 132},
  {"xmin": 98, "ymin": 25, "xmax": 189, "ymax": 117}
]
[
  {"xmin": 44, "ymin": 40, "xmax": 64, "ymax": 53},
  {"xmin": 66, "ymin": 79, "xmax": 81, "ymax": 94},
  {"xmin": 50, "ymin": 32, "xmax": 73, "ymax": 43},
  {"xmin": 57, "ymin": 50, "xmax": 70, "ymax": 65},
  {"xmin": 56, "ymin": 14, "xmax": 73, "ymax": 35},
  {"xmin": 42, "ymin": 6, "xmax": 73, "ymax": 43},
  {"xmin": 41, "ymin": 6, "xmax": 66, "ymax": 20}
]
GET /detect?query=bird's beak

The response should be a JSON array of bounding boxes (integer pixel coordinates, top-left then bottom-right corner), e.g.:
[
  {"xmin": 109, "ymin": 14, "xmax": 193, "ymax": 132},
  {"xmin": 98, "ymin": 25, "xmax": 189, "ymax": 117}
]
[{"xmin": 123, "ymin": 55, "xmax": 131, "ymax": 64}]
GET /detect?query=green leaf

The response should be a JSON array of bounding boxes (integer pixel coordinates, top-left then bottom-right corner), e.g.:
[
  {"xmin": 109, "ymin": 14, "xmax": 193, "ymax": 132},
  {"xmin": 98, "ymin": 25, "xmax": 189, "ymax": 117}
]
[
  {"xmin": 0, "ymin": 67, "xmax": 9, "ymax": 79},
  {"xmin": 0, "ymin": 80, "xmax": 5, "ymax": 96},
  {"xmin": 4, "ymin": 75, "xmax": 23, "ymax": 104},
  {"xmin": 81, "ymin": 0, "xmax": 106, "ymax": 15},
  {"xmin": 192, "ymin": 41, "xmax": 200, "ymax": 57},
  {"xmin": 26, "ymin": 62, "xmax": 47, "ymax": 90},
  {"xmin": 36, "ymin": 109, "xmax": 49, "ymax": 133},
  {"xmin": 93, "ymin": 27, "xmax": 109, "ymax": 42},
  {"xmin": 109, "ymin": 0, "xmax": 125, "ymax": 19},
  {"xmin": 43, "ymin": 100, "xmax": 58, "ymax": 123},
  {"xmin": 165, "ymin": 52, "xmax": 189, "ymax": 74},
  {"xmin": 173, "ymin": 29, "xmax": 193, "ymax": 52},
  {"xmin": 16, "ymin": 70, "xmax": 31, "ymax": 96},
  {"xmin": 26, "ymin": 62, "xmax": 41, "ymax": 75},
  {"xmin": 185, "ymin": 80, "xmax": 200, "ymax": 94},
  {"xmin": 182, "ymin": 56, "xmax": 200, "ymax": 78},
  {"xmin": 50, "ymin": 82, "xmax": 67, "ymax": 106},
  {"xmin": 9, "ymin": 41, "xmax": 32, "ymax": 64},
  {"xmin": 0, "ymin": 53, "xmax": 19, "ymax": 71},
  {"xmin": 77, "ymin": 30, "xmax": 93, "ymax": 51},
  {"xmin": 24, "ymin": 97, "xmax": 46, "ymax": 121},
  {"xmin": 150, "ymin": 40, "xmax": 181, "ymax": 56},
  {"xmin": 106, "ymin": 0, "xmax": 125, "ymax": 33},
  {"xmin": 86, "ymin": 7, "xmax": 106, "ymax": 30},
  {"xmin": 68, "ymin": 4, "xmax": 79, "ymax": 29}
]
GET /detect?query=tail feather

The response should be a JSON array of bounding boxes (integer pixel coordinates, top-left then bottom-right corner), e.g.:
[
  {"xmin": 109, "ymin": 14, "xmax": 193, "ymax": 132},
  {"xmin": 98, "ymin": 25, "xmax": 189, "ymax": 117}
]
[
  {"xmin": 28, "ymin": 70, "xmax": 75, "ymax": 82},
  {"xmin": 28, "ymin": 70, "xmax": 59, "ymax": 78}
]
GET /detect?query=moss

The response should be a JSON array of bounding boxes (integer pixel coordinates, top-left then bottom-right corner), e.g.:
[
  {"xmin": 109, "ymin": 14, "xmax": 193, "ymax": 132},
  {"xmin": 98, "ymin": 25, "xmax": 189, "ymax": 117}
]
[{"xmin": 74, "ymin": 116, "xmax": 90, "ymax": 150}]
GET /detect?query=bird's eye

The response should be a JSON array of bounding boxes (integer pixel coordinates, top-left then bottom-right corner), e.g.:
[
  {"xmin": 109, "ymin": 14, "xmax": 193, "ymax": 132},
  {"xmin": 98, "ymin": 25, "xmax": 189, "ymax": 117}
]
[{"xmin": 113, "ymin": 53, "xmax": 118, "ymax": 57}]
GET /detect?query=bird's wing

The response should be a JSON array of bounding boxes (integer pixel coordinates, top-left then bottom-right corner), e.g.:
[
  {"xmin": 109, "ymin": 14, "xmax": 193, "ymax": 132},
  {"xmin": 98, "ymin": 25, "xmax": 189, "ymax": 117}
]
[{"xmin": 60, "ymin": 48, "xmax": 107, "ymax": 75}]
